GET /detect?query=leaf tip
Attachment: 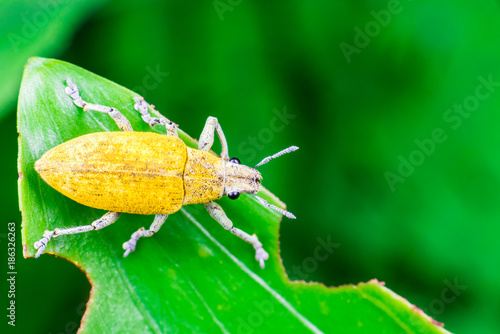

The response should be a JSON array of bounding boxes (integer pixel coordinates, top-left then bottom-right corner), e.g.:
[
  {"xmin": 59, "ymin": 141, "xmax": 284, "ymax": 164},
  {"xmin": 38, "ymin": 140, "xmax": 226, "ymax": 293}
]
[{"xmin": 25, "ymin": 57, "xmax": 51, "ymax": 73}]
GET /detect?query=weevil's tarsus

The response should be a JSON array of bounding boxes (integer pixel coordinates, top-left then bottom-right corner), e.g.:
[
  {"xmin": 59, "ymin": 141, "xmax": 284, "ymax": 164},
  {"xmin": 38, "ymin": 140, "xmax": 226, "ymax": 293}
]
[
  {"xmin": 34, "ymin": 211, "xmax": 121, "ymax": 258},
  {"xmin": 133, "ymin": 97, "xmax": 178, "ymax": 137},
  {"xmin": 123, "ymin": 214, "xmax": 168, "ymax": 257},
  {"xmin": 254, "ymin": 194, "xmax": 296, "ymax": 219},
  {"xmin": 65, "ymin": 78, "xmax": 133, "ymax": 131},
  {"xmin": 65, "ymin": 78, "xmax": 84, "ymax": 107},
  {"xmin": 34, "ymin": 230, "xmax": 55, "ymax": 258},
  {"xmin": 205, "ymin": 201, "xmax": 269, "ymax": 268},
  {"xmin": 255, "ymin": 146, "xmax": 299, "ymax": 168},
  {"xmin": 198, "ymin": 116, "xmax": 229, "ymax": 161}
]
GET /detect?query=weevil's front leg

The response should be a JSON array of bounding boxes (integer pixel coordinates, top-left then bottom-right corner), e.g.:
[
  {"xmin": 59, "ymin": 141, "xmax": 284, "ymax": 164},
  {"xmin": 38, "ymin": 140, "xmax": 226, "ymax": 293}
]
[
  {"xmin": 122, "ymin": 214, "xmax": 168, "ymax": 257},
  {"xmin": 204, "ymin": 201, "xmax": 269, "ymax": 269},
  {"xmin": 65, "ymin": 78, "xmax": 133, "ymax": 131},
  {"xmin": 34, "ymin": 211, "xmax": 121, "ymax": 258},
  {"xmin": 133, "ymin": 97, "xmax": 178, "ymax": 136},
  {"xmin": 198, "ymin": 117, "xmax": 229, "ymax": 160}
]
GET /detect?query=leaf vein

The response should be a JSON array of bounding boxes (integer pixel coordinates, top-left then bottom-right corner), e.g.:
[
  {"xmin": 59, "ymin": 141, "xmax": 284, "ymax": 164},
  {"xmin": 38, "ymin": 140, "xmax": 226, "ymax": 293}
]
[
  {"xmin": 184, "ymin": 276, "xmax": 231, "ymax": 334},
  {"xmin": 180, "ymin": 208, "xmax": 325, "ymax": 334}
]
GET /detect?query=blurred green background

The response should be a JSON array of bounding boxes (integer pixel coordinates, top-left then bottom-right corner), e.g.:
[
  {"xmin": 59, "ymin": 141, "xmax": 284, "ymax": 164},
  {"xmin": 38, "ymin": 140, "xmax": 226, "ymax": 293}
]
[{"xmin": 2, "ymin": 0, "xmax": 500, "ymax": 333}]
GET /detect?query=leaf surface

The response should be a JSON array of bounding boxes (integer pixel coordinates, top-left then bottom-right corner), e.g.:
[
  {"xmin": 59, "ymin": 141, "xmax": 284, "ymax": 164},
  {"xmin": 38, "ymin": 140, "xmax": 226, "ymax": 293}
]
[
  {"xmin": 19, "ymin": 57, "xmax": 450, "ymax": 333},
  {"xmin": 0, "ymin": 0, "xmax": 106, "ymax": 120}
]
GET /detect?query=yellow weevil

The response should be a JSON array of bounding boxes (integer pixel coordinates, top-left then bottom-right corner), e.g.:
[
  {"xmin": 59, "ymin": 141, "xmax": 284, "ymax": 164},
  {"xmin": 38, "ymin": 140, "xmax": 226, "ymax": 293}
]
[{"xmin": 33, "ymin": 78, "xmax": 297, "ymax": 268}]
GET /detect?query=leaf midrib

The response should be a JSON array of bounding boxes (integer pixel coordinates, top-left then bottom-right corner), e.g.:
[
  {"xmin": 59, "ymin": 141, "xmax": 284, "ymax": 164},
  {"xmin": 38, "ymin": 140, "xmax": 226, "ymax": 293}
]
[{"xmin": 180, "ymin": 208, "xmax": 325, "ymax": 334}]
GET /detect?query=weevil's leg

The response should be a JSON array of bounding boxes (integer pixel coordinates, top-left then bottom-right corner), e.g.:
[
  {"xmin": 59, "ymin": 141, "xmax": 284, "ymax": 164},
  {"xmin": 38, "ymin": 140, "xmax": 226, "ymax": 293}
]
[
  {"xmin": 122, "ymin": 214, "xmax": 168, "ymax": 257},
  {"xmin": 33, "ymin": 211, "xmax": 121, "ymax": 258},
  {"xmin": 133, "ymin": 97, "xmax": 178, "ymax": 136},
  {"xmin": 65, "ymin": 78, "xmax": 133, "ymax": 131},
  {"xmin": 204, "ymin": 201, "xmax": 269, "ymax": 269},
  {"xmin": 198, "ymin": 117, "xmax": 229, "ymax": 160}
]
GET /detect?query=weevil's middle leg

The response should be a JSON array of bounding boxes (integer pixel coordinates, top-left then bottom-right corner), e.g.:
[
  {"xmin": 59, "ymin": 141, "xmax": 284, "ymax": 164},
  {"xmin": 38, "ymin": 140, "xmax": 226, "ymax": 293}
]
[
  {"xmin": 133, "ymin": 97, "xmax": 178, "ymax": 136},
  {"xmin": 65, "ymin": 78, "xmax": 133, "ymax": 131},
  {"xmin": 122, "ymin": 214, "xmax": 168, "ymax": 257},
  {"xmin": 34, "ymin": 211, "xmax": 121, "ymax": 258},
  {"xmin": 204, "ymin": 201, "xmax": 269, "ymax": 269},
  {"xmin": 198, "ymin": 116, "xmax": 229, "ymax": 161}
]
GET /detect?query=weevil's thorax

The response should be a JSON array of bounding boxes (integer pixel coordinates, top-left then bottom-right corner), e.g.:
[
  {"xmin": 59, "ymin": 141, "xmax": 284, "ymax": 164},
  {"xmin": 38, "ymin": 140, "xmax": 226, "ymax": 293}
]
[
  {"xmin": 183, "ymin": 147, "xmax": 225, "ymax": 205},
  {"xmin": 223, "ymin": 162, "xmax": 262, "ymax": 196},
  {"xmin": 182, "ymin": 148, "xmax": 262, "ymax": 204}
]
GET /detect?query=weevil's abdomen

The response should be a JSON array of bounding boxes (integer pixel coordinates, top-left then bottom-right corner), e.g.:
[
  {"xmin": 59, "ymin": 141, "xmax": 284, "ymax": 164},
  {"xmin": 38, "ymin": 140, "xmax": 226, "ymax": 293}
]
[{"xmin": 35, "ymin": 132, "xmax": 187, "ymax": 215}]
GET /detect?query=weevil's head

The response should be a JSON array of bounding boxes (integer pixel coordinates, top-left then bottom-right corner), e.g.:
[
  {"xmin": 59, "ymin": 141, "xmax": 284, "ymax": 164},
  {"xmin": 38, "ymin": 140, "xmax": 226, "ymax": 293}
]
[
  {"xmin": 223, "ymin": 157, "xmax": 263, "ymax": 199},
  {"xmin": 223, "ymin": 146, "xmax": 299, "ymax": 219}
]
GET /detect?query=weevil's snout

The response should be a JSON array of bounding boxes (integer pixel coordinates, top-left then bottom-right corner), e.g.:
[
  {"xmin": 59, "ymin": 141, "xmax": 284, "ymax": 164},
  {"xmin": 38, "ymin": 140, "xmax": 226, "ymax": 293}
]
[{"xmin": 224, "ymin": 159, "xmax": 262, "ymax": 200}]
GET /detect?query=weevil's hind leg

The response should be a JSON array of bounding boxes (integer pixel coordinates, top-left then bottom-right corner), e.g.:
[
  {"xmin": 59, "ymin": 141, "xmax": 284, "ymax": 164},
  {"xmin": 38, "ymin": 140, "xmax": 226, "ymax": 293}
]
[
  {"xmin": 204, "ymin": 201, "xmax": 269, "ymax": 269},
  {"xmin": 198, "ymin": 116, "xmax": 229, "ymax": 160},
  {"xmin": 133, "ymin": 97, "xmax": 178, "ymax": 137},
  {"xmin": 122, "ymin": 214, "xmax": 168, "ymax": 257},
  {"xmin": 65, "ymin": 78, "xmax": 133, "ymax": 131},
  {"xmin": 34, "ymin": 211, "xmax": 121, "ymax": 258}
]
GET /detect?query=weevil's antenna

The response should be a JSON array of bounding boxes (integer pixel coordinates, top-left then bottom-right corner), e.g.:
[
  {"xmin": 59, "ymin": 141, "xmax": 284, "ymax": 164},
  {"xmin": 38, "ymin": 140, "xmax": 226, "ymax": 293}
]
[
  {"xmin": 255, "ymin": 146, "xmax": 299, "ymax": 168},
  {"xmin": 254, "ymin": 195, "xmax": 296, "ymax": 219}
]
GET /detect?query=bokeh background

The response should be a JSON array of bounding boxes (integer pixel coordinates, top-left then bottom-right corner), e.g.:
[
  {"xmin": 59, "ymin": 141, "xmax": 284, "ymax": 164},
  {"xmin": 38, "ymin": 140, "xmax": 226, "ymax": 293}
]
[{"xmin": 2, "ymin": 0, "xmax": 500, "ymax": 333}]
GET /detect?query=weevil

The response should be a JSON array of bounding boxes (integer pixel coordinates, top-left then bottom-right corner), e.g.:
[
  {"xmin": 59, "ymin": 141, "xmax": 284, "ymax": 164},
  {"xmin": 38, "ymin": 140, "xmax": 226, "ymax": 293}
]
[{"xmin": 33, "ymin": 78, "xmax": 298, "ymax": 268}]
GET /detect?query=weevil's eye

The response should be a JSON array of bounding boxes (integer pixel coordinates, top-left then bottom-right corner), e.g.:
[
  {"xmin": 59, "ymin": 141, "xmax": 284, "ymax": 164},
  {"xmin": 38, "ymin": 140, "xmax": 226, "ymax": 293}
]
[
  {"xmin": 229, "ymin": 157, "xmax": 240, "ymax": 165},
  {"xmin": 228, "ymin": 191, "xmax": 240, "ymax": 200}
]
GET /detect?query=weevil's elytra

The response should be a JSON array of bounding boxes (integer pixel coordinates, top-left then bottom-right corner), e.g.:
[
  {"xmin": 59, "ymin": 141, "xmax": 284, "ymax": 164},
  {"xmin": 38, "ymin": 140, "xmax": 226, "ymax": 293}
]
[
  {"xmin": 33, "ymin": 78, "xmax": 298, "ymax": 269},
  {"xmin": 35, "ymin": 132, "xmax": 187, "ymax": 214}
]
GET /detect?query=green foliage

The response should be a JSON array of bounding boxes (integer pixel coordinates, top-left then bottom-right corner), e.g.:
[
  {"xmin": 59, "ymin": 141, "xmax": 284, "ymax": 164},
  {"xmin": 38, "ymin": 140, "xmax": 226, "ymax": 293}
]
[
  {"xmin": 18, "ymin": 58, "xmax": 447, "ymax": 333},
  {"xmin": 4, "ymin": 1, "xmax": 500, "ymax": 333},
  {"xmin": 0, "ymin": 0, "xmax": 106, "ymax": 120}
]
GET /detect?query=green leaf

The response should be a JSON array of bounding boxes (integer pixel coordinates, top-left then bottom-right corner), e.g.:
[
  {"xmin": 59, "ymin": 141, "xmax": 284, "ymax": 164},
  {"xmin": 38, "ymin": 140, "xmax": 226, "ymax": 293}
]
[
  {"xmin": 0, "ymin": 0, "xmax": 107, "ymax": 120},
  {"xmin": 19, "ymin": 57, "xmax": 450, "ymax": 333}
]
